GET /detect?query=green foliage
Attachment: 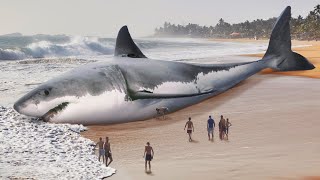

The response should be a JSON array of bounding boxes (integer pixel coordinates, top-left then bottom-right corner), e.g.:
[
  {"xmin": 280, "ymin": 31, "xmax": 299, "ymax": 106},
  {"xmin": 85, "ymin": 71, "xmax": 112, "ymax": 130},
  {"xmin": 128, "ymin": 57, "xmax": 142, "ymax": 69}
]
[{"xmin": 155, "ymin": 5, "xmax": 320, "ymax": 40}]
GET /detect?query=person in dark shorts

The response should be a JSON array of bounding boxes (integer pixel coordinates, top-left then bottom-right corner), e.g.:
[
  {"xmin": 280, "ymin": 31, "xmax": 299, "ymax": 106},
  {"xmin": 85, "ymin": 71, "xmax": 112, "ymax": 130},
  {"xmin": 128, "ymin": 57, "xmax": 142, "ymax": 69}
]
[
  {"xmin": 104, "ymin": 137, "xmax": 113, "ymax": 167},
  {"xmin": 219, "ymin": 115, "xmax": 226, "ymax": 140},
  {"xmin": 184, "ymin": 117, "xmax": 194, "ymax": 142},
  {"xmin": 207, "ymin": 115, "xmax": 215, "ymax": 140},
  {"xmin": 143, "ymin": 142, "xmax": 154, "ymax": 172}
]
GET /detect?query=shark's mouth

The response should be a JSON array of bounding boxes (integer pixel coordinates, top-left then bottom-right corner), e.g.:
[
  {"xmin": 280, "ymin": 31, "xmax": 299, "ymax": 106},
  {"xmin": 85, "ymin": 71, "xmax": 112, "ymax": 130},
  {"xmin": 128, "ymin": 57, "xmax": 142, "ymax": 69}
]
[{"xmin": 41, "ymin": 102, "xmax": 69, "ymax": 122}]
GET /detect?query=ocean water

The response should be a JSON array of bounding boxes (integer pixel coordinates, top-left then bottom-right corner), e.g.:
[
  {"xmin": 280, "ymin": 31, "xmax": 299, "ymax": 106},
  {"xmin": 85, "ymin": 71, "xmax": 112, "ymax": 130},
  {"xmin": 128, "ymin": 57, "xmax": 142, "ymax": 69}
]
[{"xmin": 0, "ymin": 35, "xmax": 266, "ymax": 61}]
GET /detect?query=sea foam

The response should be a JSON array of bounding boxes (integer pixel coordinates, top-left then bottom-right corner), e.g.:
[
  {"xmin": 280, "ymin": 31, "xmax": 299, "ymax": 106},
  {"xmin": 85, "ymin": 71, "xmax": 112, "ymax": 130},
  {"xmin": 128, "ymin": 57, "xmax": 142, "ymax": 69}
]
[{"xmin": 0, "ymin": 106, "xmax": 116, "ymax": 179}]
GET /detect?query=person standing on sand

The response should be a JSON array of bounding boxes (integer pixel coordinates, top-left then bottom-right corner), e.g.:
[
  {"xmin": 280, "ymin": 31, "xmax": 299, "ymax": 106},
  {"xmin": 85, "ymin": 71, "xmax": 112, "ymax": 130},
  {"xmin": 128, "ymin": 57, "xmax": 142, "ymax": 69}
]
[
  {"xmin": 219, "ymin": 115, "xmax": 226, "ymax": 140},
  {"xmin": 207, "ymin": 115, "xmax": 215, "ymax": 140},
  {"xmin": 226, "ymin": 118, "xmax": 232, "ymax": 136},
  {"xmin": 104, "ymin": 137, "xmax": 113, "ymax": 167},
  {"xmin": 95, "ymin": 137, "xmax": 105, "ymax": 162},
  {"xmin": 143, "ymin": 142, "xmax": 154, "ymax": 172},
  {"xmin": 184, "ymin": 117, "xmax": 194, "ymax": 142}
]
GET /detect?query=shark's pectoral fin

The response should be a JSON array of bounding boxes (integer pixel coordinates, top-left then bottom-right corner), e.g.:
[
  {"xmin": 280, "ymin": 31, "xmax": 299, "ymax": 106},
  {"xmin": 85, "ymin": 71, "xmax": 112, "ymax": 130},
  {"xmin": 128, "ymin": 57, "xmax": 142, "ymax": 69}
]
[
  {"xmin": 128, "ymin": 89, "xmax": 216, "ymax": 101},
  {"xmin": 114, "ymin": 26, "xmax": 147, "ymax": 58}
]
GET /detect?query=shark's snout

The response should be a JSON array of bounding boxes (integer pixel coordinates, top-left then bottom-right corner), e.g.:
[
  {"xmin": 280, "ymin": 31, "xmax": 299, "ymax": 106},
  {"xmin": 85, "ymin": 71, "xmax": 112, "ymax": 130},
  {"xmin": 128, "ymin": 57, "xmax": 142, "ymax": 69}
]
[
  {"xmin": 13, "ymin": 94, "xmax": 42, "ymax": 117},
  {"xmin": 13, "ymin": 102, "xmax": 20, "ymax": 113},
  {"xmin": 13, "ymin": 97, "xmax": 27, "ymax": 114}
]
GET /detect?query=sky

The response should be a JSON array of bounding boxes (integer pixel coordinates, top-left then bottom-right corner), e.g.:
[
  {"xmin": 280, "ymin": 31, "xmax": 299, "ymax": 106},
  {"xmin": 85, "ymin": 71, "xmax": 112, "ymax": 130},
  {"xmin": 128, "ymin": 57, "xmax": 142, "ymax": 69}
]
[{"xmin": 0, "ymin": 0, "xmax": 318, "ymax": 37}]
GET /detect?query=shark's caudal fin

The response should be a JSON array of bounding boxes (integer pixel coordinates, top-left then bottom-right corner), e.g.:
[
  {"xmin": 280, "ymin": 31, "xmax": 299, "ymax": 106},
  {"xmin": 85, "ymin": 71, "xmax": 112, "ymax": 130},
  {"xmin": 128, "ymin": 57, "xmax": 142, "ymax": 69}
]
[
  {"xmin": 114, "ymin": 26, "xmax": 147, "ymax": 58},
  {"xmin": 263, "ymin": 6, "xmax": 315, "ymax": 71}
]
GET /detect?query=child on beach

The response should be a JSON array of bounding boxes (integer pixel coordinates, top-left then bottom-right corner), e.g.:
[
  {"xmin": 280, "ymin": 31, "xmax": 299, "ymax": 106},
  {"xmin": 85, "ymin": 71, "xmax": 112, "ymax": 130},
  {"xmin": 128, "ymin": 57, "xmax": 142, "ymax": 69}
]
[
  {"xmin": 226, "ymin": 118, "xmax": 232, "ymax": 139},
  {"xmin": 226, "ymin": 118, "xmax": 232, "ymax": 135}
]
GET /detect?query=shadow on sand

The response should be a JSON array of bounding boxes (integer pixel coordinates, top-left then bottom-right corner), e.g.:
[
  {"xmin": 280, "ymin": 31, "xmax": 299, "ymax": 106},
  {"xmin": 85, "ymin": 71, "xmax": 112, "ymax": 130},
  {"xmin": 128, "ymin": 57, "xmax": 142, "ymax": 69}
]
[
  {"xmin": 190, "ymin": 139, "xmax": 199, "ymax": 143},
  {"xmin": 145, "ymin": 170, "xmax": 154, "ymax": 176}
]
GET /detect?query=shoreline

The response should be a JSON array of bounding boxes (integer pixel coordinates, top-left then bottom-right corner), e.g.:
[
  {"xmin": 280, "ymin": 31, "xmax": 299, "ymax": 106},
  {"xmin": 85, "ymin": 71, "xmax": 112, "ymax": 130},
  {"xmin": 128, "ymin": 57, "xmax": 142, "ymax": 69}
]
[{"xmin": 81, "ymin": 41, "xmax": 320, "ymax": 179}]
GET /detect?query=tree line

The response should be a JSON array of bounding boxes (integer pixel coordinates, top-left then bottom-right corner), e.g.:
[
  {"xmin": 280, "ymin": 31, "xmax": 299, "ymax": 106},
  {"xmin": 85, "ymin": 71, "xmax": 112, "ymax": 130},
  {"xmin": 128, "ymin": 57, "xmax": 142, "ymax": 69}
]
[{"xmin": 154, "ymin": 5, "xmax": 320, "ymax": 40}]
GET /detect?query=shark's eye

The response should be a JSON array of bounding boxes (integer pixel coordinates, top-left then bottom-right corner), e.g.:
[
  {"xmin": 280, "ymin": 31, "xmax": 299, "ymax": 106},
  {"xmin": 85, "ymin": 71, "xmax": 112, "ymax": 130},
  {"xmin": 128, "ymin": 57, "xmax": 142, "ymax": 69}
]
[{"xmin": 44, "ymin": 90, "xmax": 49, "ymax": 96}]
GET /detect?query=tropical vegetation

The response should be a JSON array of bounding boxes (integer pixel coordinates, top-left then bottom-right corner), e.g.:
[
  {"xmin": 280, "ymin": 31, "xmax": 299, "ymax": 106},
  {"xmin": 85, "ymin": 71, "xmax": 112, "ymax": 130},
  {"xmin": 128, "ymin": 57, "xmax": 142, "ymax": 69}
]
[{"xmin": 154, "ymin": 5, "xmax": 320, "ymax": 40}]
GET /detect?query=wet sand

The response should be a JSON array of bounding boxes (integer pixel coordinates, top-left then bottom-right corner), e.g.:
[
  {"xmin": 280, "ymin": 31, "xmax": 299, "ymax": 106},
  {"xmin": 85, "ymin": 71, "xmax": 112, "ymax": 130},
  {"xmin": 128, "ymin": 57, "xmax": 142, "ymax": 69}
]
[{"xmin": 82, "ymin": 42, "xmax": 320, "ymax": 180}]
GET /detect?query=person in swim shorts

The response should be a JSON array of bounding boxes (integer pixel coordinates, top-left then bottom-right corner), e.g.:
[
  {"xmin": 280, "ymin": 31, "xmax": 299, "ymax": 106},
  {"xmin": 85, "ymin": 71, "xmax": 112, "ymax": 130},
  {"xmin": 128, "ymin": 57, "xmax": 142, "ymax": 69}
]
[
  {"xmin": 96, "ymin": 137, "xmax": 105, "ymax": 162},
  {"xmin": 143, "ymin": 142, "xmax": 154, "ymax": 172},
  {"xmin": 219, "ymin": 115, "xmax": 226, "ymax": 140},
  {"xmin": 104, "ymin": 136, "xmax": 113, "ymax": 167},
  {"xmin": 184, "ymin": 117, "xmax": 194, "ymax": 142}
]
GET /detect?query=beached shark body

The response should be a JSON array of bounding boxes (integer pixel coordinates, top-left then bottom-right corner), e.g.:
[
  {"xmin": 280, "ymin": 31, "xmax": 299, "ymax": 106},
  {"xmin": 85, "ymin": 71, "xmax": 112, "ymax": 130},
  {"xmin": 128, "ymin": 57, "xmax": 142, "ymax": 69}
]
[{"xmin": 14, "ymin": 7, "xmax": 314, "ymax": 124}]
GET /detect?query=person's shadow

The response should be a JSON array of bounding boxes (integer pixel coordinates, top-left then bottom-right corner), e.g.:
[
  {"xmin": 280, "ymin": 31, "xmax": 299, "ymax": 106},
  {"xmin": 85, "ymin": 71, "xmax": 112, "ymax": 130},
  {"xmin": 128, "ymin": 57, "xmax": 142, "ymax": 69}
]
[
  {"xmin": 145, "ymin": 170, "xmax": 154, "ymax": 176},
  {"xmin": 190, "ymin": 139, "xmax": 199, "ymax": 143}
]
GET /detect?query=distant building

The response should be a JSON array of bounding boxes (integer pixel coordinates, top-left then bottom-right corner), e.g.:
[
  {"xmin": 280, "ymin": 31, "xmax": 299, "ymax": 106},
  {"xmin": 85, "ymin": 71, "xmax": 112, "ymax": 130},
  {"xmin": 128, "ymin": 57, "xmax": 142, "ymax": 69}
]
[{"xmin": 230, "ymin": 32, "xmax": 241, "ymax": 38}]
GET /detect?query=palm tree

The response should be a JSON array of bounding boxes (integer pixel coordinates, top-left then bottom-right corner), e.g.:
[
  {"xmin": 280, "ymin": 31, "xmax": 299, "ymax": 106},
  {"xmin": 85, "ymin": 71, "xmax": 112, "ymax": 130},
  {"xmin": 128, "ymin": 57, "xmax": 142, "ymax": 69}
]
[{"xmin": 314, "ymin": 4, "xmax": 320, "ymax": 16}]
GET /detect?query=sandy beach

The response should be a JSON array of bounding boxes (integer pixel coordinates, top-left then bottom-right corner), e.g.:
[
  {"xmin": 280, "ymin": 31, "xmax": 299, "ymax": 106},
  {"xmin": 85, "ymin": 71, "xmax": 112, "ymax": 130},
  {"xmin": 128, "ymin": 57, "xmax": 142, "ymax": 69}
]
[{"xmin": 82, "ymin": 41, "xmax": 320, "ymax": 180}]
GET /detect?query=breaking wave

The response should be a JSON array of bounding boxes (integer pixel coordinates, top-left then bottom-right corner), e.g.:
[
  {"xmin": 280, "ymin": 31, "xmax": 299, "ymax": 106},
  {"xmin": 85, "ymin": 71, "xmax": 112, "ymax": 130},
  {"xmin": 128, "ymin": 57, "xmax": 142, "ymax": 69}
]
[
  {"xmin": 0, "ymin": 37, "xmax": 114, "ymax": 60},
  {"xmin": 0, "ymin": 34, "xmax": 267, "ymax": 61}
]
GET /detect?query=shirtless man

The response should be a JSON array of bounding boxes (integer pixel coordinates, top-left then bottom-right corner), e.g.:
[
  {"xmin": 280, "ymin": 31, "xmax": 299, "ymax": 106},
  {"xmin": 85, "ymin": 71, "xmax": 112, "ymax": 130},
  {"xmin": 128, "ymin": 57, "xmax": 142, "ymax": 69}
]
[
  {"xmin": 104, "ymin": 137, "xmax": 113, "ymax": 167},
  {"xmin": 184, "ymin": 117, "xmax": 194, "ymax": 142},
  {"xmin": 95, "ymin": 137, "xmax": 105, "ymax": 162},
  {"xmin": 143, "ymin": 142, "xmax": 154, "ymax": 172},
  {"xmin": 219, "ymin": 115, "xmax": 226, "ymax": 140}
]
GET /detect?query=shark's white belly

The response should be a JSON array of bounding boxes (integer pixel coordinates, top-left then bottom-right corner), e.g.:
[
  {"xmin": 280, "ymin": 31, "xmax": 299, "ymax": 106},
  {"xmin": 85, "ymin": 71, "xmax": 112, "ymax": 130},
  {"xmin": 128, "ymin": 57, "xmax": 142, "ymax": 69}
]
[{"xmin": 51, "ymin": 90, "xmax": 211, "ymax": 125}]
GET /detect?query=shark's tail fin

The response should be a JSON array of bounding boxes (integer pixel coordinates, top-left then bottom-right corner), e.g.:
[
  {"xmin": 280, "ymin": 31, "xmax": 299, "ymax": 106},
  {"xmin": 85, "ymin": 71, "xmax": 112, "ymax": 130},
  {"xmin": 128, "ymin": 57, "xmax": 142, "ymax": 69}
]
[{"xmin": 263, "ymin": 6, "xmax": 315, "ymax": 71}]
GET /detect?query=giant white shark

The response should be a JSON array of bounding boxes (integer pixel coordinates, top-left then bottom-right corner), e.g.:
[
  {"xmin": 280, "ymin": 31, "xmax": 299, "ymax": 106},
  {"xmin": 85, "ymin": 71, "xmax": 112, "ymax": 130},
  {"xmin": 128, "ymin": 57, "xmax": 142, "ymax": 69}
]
[{"xmin": 14, "ymin": 6, "xmax": 314, "ymax": 125}]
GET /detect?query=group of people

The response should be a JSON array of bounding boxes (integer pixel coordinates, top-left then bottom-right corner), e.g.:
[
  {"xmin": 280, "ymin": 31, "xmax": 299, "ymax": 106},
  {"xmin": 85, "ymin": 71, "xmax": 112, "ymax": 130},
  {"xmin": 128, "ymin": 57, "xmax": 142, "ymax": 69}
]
[
  {"xmin": 95, "ymin": 137, "xmax": 113, "ymax": 167},
  {"xmin": 95, "ymin": 115, "xmax": 231, "ymax": 172},
  {"xmin": 184, "ymin": 115, "xmax": 232, "ymax": 141},
  {"xmin": 96, "ymin": 137, "xmax": 154, "ymax": 172}
]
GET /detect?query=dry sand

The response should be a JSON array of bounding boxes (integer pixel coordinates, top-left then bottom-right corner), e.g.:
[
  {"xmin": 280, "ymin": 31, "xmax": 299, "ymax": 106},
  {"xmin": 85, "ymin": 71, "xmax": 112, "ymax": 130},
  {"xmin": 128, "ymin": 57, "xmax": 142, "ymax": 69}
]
[{"xmin": 82, "ymin": 42, "xmax": 320, "ymax": 180}]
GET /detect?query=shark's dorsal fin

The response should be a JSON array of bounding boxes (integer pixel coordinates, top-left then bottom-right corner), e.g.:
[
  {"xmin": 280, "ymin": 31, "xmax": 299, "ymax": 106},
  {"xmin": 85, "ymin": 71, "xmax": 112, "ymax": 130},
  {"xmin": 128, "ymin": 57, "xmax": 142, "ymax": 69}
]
[{"xmin": 114, "ymin": 26, "xmax": 147, "ymax": 58}]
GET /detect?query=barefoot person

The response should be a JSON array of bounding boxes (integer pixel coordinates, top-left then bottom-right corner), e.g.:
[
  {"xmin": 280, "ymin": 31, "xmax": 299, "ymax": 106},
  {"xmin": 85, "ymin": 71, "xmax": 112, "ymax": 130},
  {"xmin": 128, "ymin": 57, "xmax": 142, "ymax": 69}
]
[
  {"xmin": 219, "ymin": 115, "xmax": 226, "ymax": 140},
  {"xmin": 184, "ymin": 117, "xmax": 194, "ymax": 142},
  {"xmin": 207, "ymin": 115, "xmax": 215, "ymax": 140},
  {"xmin": 143, "ymin": 142, "xmax": 154, "ymax": 172},
  {"xmin": 226, "ymin": 118, "xmax": 232, "ymax": 139},
  {"xmin": 95, "ymin": 137, "xmax": 105, "ymax": 162},
  {"xmin": 104, "ymin": 137, "xmax": 113, "ymax": 167}
]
